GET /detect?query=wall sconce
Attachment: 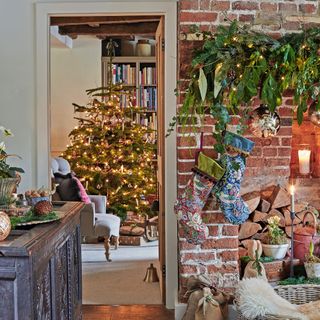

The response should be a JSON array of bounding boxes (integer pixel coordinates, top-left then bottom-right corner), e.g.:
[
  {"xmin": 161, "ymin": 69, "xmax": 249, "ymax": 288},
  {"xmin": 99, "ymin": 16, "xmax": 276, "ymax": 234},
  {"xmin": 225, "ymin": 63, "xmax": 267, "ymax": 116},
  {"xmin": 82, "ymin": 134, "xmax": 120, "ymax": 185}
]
[{"xmin": 298, "ymin": 144, "xmax": 311, "ymax": 176}]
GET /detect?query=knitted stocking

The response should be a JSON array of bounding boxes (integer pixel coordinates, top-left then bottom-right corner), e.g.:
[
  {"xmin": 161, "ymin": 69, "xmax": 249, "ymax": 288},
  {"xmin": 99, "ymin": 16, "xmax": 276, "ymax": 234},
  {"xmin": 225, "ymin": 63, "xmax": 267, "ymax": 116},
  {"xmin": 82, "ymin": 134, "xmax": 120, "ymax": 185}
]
[
  {"xmin": 213, "ymin": 131, "xmax": 255, "ymax": 224},
  {"xmin": 175, "ymin": 153, "xmax": 225, "ymax": 245}
]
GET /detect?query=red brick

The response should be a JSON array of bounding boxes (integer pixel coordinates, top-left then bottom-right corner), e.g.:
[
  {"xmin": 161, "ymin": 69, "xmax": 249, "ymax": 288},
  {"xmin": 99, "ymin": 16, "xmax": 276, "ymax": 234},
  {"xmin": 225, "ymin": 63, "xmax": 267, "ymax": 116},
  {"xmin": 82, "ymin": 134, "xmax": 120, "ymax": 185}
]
[
  {"xmin": 232, "ymin": 1, "xmax": 259, "ymax": 11},
  {"xmin": 266, "ymin": 158, "xmax": 290, "ymax": 167},
  {"xmin": 283, "ymin": 98, "xmax": 294, "ymax": 106},
  {"xmin": 201, "ymin": 238, "xmax": 238, "ymax": 250},
  {"xmin": 178, "ymin": 161, "xmax": 194, "ymax": 172},
  {"xmin": 202, "ymin": 212, "xmax": 226, "ymax": 223},
  {"xmin": 208, "ymin": 225, "xmax": 219, "ymax": 236},
  {"xmin": 251, "ymin": 147, "xmax": 262, "ymax": 157},
  {"xmin": 246, "ymin": 157, "xmax": 264, "ymax": 167},
  {"xmin": 212, "ymin": 1, "xmax": 231, "ymax": 11},
  {"xmin": 260, "ymin": 2, "xmax": 277, "ymax": 11},
  {"xmin": 218, "ymin": 250, "xmax": 239, "ymax": 262},
  {"xmin": 178, "ymin": 148, "xmax": 197, "ymax": 160},
  {"xmin": 180, "ymin": 12, "xmax": 218, "ymax": 23},
  {"xmin": 222, "ymin": 225, "xmax": 239, "ymax": 236},
  {"xmin": 203, "ymin": 116, "xmax": 216, "ymax": 125},
  {"xmin": 279, "ymin": 3, "xmax": 297, "ymax": 13},
  {"xmin": 203, "ymin": 134, "xmax": 216, "ymax": 146},
  {"xmin": 178, "ymin": 173, "xmax": 193, "ymax": 185},
  {"xmin": 278, "ymin": 127, "xmax": 292, "ymax": 136},
  {"xmin": 180, "ymin": 265, "xmax": 197, "ymax": 274},
  {"xmin": 272, "ymin": 168, "xmax": 290, "ymax": 177},
  {"xmin": 278, "ymin": 147, "xmax": 292, "ymax": 157},
  {"xmin": 219, "ymin": 12, "xmax": 238, "ymax": 23},
  {"xmin": 281, "ymin": 137, "xmax": 292, "ymax": 146},
  {"xmin": 207, "ymin": 264, "xmax": 239, "ymax": 274},
  {"xmin": 282, "ymin": 21, "xmax": 302, "ymax": 31},
  {"xmin": 181, "ymin": 252, "xmax": 216, "ymax": 263},
  {"xmin": 282, "ymin": 89, "xmax": 295, "ymax": 97},
  {"xmin": 180, "ymin": 0, "xmax": 198, "ymax": 10},
  {"xmin": 179, "ymin": 240, "xmax": 197, "ymax": 251},
  {"xmin": 263, "ymin": 147, "xmax": 277, "ymax": 157},
  {"xmin": 199, "ymin": 0, "xmax": 210, "ymax": 10},
  {"xmin": 239, "ymin": 14, "xmax": 254, "ymax": 23},
  {"xmin": 299, "ymin": 4, "xmax": 317, "ymax": 14},
  {"xmin": 243, "ymin": 167, "xmax": 263, "ymax": 178},
  {"xmin": 278, "ymin": 107, "xmax": 293, "ymax": 117}
]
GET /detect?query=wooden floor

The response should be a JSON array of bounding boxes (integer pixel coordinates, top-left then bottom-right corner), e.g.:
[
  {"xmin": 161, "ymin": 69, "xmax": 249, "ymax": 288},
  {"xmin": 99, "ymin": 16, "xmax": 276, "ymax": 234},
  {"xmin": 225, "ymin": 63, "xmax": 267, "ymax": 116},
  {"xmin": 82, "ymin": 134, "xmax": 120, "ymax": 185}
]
[{"xmin": 82, "ymin": 305, "xmax": 174, "ymax": 320}]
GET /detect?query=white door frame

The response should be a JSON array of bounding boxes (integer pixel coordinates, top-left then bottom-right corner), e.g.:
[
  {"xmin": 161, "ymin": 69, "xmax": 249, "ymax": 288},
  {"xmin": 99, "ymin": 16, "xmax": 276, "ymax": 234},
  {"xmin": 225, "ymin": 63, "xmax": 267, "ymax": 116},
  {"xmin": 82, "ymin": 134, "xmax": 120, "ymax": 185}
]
[{"xmin": 35, "ymin": 1, "xmax": 177, "ymax": 309}]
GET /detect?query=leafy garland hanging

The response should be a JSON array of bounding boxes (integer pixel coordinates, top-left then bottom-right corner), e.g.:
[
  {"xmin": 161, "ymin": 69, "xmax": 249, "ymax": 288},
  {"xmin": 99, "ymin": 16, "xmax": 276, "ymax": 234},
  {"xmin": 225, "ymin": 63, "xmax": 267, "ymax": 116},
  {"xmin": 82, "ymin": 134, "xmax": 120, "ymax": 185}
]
[{"xmin": 170, "ymin": 21, "xmax": 320, "ymax": 154}]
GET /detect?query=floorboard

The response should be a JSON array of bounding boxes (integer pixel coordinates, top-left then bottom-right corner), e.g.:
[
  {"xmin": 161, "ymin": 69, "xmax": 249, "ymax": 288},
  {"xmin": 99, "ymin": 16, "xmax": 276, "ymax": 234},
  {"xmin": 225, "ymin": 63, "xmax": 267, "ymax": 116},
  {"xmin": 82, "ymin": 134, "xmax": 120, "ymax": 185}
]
[{"xmin": 82, "ymin": 304, "xmax": 174, "ymax": 320}]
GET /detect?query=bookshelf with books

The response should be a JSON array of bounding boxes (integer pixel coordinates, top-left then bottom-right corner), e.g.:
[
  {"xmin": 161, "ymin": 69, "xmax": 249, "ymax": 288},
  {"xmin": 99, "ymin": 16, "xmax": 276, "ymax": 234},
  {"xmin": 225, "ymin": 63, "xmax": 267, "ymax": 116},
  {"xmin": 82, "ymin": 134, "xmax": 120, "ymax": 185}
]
[{"xmin": 102, "ymin": 56, "xmax": 158, "ymax": 142}]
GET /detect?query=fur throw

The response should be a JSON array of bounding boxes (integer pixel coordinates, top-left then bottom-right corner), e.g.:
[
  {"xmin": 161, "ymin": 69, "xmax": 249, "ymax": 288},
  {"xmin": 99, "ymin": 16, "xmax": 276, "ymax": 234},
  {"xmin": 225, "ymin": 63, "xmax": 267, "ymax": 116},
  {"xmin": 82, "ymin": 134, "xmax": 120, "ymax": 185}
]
[
  {"xmin": 298, "ymin": 300, "xmax": 320, "ymax": 320},
  {"xmin": 236, "ymin": 278, "xmax": 308, "ymax": 320}
]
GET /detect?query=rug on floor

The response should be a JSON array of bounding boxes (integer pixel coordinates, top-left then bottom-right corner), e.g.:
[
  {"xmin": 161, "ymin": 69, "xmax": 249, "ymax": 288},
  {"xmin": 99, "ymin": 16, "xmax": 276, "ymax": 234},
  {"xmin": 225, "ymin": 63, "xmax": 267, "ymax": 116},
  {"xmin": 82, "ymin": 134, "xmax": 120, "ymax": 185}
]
[{"xmin": 82, "ymin": 241, "xmax": 162, "ymax": 305}]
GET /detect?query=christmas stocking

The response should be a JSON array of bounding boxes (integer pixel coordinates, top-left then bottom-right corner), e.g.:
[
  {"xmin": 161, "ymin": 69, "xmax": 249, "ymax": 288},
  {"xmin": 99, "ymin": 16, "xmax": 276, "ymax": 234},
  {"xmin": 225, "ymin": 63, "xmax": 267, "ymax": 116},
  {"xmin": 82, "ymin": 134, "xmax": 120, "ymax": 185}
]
[
  {"xmin": 175, "ymin": 152, "xmax": 225, "ymax": 245},
  {"xmin": 213, "ymin": 131, "xmax": 255, "ymax": 224}
]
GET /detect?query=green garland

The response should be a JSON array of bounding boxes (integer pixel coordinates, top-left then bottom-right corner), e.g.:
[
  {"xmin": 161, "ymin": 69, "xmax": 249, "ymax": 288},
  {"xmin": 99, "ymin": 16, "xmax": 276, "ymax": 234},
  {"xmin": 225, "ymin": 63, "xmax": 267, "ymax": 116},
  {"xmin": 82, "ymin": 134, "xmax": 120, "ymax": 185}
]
[
  {"xmin": 171, "ymin": 21, "xmax": 320, "ymax": 154},
  {"xmin": 10, "ymin": 211, "xmax": 58, "ymax": 229}
]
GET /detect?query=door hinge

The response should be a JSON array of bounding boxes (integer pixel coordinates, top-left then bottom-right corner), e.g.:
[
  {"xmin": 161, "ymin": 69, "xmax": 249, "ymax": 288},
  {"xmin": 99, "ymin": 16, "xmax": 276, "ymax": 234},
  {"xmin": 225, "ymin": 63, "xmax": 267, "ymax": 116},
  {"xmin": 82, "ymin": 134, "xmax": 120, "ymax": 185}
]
[
  {"xmin": 161, "ymin": 39, "xmax": 165, "ymax": 51},
  {"xmin": 162, "ymin": 264, "xmax": 166, "ymax": 277}
]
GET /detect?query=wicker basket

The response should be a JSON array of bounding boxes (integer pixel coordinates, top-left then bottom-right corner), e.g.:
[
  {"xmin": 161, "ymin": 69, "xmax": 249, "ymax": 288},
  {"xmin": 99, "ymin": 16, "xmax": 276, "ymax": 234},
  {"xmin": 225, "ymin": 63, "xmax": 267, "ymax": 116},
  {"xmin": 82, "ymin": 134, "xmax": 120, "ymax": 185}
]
[{"xmin": 236, "ymin": 284, "xmax": 320, "ymax": 320}]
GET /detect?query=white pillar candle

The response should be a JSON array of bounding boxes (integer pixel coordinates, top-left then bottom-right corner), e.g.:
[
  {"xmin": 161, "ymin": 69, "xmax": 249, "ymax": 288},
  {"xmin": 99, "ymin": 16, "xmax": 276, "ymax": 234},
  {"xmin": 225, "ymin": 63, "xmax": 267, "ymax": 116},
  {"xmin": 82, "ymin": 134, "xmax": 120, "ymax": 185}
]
[
  {"xmin": 298, "ymin": 149, "xmax": 311, "ymax": 175},
  {"xmin": 290, "ymin": 185, "xmax": 295, "ymax": 213}
]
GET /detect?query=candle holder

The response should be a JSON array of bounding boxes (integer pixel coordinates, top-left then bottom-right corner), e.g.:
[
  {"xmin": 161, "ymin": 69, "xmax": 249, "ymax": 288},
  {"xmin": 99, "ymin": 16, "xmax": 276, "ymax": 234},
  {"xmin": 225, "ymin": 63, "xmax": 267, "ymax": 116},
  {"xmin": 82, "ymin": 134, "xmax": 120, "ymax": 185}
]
[{"xmin": 298, "ymin": 144, "xmax": 312, "ymax": 177}]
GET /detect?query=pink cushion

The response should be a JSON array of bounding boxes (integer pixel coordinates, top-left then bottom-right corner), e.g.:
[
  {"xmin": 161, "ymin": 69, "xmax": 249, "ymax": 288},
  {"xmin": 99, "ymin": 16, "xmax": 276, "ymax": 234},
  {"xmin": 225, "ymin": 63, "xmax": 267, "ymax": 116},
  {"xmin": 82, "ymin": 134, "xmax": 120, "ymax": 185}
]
[{"xmin": 73, "ymin": 177, "xmax": 91, "ymax": 204}]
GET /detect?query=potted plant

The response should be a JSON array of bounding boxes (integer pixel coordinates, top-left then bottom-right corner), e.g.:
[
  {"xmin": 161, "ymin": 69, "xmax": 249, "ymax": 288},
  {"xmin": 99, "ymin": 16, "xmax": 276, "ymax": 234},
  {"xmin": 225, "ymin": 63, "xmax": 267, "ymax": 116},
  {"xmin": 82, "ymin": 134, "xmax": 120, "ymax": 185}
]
[
  {"xmin": 304, "ymin": 242, "xmax": 320, "ymax": 278},
  {"xmin": 262, "ymin": 216, "xmax": 289, "ymax": 260},
  {"xmin": 0, "ymin": 126, "xmax": 24, "ymax": 205}
]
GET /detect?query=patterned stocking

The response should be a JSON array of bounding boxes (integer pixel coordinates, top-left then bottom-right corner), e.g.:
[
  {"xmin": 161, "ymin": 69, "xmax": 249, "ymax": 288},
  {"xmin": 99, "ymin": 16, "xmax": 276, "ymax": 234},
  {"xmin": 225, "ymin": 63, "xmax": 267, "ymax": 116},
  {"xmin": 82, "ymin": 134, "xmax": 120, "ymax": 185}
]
[
  {"xmin": 213, "ymin": 131, "xmax": 255, "ymax": 224},
  {"xmin": 175, "ymin": 153, "xmax": 225, "ymax": 244}
]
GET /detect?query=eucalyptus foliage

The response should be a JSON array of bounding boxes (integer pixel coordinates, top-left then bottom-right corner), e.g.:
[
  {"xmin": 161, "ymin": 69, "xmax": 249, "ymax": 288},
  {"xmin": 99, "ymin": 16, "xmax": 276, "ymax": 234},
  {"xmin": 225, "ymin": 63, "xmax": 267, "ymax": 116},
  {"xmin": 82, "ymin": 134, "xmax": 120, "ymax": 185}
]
[{"xmin": 172, "ymin": 21, "xmax": 320, "ymax": 153}]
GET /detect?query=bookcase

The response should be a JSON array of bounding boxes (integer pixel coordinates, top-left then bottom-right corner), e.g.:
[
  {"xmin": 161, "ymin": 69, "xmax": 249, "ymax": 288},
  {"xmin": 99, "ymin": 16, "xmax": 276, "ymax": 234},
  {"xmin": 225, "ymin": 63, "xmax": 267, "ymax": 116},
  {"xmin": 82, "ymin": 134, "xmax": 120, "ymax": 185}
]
[{"xmin": 101, "ymin": 56, "xmax": 157, "ymax": 142}]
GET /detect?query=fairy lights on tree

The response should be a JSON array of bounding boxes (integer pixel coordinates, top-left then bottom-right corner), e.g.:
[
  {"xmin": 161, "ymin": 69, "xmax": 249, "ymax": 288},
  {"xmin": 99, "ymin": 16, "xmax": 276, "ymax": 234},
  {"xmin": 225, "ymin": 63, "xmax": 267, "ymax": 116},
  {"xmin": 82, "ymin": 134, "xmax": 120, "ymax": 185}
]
[{"xmin": 62, "ymin": 40, "xmax": 157, "ymax": 218}]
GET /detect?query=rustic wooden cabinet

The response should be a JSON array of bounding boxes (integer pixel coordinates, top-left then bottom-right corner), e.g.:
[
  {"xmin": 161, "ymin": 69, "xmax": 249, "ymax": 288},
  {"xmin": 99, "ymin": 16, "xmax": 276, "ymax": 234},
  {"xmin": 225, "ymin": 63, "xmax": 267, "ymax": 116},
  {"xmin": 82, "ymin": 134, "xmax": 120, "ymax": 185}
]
[{"xmin": 0, "ymin": 201, "xmax": 84, "ymax": 320}]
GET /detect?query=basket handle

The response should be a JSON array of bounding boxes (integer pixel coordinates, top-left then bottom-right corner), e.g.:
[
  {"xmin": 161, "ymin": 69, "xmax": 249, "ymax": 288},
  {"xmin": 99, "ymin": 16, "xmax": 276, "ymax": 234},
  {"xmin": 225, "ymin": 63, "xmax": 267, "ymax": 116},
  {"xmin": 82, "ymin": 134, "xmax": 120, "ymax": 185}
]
[{"xmin": 302, "ymin": 210, "xmax": 317, "ymax": 235}]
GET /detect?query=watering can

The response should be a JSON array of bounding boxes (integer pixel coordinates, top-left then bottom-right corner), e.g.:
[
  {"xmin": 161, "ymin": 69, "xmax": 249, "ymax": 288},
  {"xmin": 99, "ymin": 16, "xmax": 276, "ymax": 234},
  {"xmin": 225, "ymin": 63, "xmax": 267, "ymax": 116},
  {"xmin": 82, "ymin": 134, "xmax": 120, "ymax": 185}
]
[{"xmin": 293, "ymin": 211, "xmax": 320, "ymax": 262}]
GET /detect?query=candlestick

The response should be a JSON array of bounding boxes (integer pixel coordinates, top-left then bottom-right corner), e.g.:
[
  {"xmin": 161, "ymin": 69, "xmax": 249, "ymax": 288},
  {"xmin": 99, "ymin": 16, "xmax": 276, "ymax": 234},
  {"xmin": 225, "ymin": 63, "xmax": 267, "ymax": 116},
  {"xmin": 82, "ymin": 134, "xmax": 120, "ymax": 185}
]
[{"xmin": 298, "ymin": 149, "xmax": 311, "ymax": 175}]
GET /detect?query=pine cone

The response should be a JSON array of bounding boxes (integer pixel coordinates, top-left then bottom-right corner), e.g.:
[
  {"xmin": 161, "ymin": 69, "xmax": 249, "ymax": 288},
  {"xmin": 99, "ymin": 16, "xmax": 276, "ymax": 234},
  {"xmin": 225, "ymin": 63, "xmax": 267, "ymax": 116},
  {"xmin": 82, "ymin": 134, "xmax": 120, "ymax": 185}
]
[{"xmin": 34, "ymin": 200, "xmax": 53, "ymax": 216}]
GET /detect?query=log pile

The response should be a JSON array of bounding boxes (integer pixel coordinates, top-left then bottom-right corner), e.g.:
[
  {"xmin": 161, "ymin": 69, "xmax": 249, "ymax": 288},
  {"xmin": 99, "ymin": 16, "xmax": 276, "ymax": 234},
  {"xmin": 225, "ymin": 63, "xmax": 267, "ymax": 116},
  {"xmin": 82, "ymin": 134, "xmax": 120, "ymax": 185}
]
[{"xmin": 239, "ymin": 185, "xmax": 319, "ymax": 256}]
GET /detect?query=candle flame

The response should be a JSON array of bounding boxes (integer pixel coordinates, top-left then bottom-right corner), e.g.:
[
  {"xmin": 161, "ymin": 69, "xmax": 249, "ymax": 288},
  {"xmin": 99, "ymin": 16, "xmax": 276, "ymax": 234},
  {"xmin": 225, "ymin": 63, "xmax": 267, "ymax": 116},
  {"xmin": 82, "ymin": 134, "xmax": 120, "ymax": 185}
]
[{"xmin": 290, "ymin": 184, "xmax": 295, "ymax": 195}]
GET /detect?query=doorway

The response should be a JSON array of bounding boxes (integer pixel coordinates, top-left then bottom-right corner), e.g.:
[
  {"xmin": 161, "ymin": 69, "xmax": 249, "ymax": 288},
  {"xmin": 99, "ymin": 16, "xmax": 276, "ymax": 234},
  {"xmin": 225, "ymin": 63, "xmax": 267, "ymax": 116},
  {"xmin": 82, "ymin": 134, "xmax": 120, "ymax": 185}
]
[{"xmin": 36, "ymin": 1, "xmax": 177, "ymax": 309}]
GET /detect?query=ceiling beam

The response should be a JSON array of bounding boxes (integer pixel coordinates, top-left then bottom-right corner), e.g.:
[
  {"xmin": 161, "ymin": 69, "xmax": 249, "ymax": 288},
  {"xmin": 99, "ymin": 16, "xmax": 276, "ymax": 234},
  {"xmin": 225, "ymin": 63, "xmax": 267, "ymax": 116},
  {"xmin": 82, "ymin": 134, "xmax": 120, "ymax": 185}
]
[
  {"xmin": 58, "ymin": 22, "xmax": 158, "ymax": 37},
  {"xmin": 51, "ymin": 16, "xmax": 161, "ymax": 26}
]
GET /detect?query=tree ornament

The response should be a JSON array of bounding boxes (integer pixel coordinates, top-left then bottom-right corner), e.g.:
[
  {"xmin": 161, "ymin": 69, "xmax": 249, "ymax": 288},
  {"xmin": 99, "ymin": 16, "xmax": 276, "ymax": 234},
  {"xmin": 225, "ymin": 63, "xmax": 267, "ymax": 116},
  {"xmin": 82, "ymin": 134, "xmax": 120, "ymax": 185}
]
[
  {"xmin": 248, "ymin": 104, "xmax": 280, "ymax": 138},
  {"xmin": 0, "ymin": 211, "xmax": 11, "ymax": 241},
  {"xmin": 309, "ymin": 101, "xmax": 320, "ymax": 127}
]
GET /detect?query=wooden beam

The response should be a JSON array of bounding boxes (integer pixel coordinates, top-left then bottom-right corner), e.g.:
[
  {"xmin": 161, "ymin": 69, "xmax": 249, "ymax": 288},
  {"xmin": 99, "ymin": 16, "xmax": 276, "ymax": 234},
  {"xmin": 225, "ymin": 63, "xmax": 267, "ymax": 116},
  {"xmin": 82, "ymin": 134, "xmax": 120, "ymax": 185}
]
[
  {"xmin": 51, "ymin": 16, "xmax": 161, "ymax": 26},
  {"xmin": 96, "ymin": 35, "xmax": 135, "ymax": 41},
  {"xmin": 58, "ymin": 22, "xmax": 158, "ymax": 37}
]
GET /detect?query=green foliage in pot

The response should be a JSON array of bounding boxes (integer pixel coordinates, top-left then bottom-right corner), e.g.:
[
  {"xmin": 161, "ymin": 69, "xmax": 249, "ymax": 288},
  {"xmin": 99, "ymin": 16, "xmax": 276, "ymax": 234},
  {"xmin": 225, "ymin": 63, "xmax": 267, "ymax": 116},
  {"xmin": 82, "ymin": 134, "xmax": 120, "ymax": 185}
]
[
  {"xmin": 170, "ymin": 21, "xmax": 320, "ymax": 154},
  {"xmin": 265, "ymin": 216, "xmax": 287, "ymax": 245},
  {"xmin": 0, "ymin": 126, "xmax": 24, "ymax": 178}
]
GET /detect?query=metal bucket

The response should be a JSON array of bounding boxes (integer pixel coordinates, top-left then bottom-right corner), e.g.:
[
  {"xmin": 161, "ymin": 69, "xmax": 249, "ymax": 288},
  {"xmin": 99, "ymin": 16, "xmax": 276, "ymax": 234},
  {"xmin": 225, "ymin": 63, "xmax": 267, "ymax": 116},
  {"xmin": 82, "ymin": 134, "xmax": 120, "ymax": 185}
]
[{"xmin": 293, "ymin": 211, "xmax": 320, "ymax": 262}]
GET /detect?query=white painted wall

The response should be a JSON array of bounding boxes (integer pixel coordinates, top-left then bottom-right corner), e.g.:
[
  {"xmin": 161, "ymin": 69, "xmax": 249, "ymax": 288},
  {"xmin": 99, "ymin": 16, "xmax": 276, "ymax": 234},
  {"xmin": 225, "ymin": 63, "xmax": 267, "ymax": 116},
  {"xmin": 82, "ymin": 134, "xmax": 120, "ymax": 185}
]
[
  {"xmin": 50, "ymin": 37, "xmax": 101, "ymax": 156},
  {"xmin": 0, "ymin": 1, "xmax": 36, "ymax": 191}
]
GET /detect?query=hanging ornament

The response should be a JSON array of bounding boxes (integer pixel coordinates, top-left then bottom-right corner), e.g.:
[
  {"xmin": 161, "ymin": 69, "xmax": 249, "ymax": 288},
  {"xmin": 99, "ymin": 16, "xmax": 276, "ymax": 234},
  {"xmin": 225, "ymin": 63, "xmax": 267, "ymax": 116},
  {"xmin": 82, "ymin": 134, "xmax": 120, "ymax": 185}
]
[
  {"xmin": 308, "ymin": 100, "xmax": 320, "ymax": 127},
  {"xmin": 248, "ymin": 104, "xmax": 280, "ymax": 138},
  {"xmin": 0, "ymin": 211, "xmax": 11, "ymax": 241},
  {"xmin": 96, "ymin": 184, "xmax": 102, "ymax": 190}
]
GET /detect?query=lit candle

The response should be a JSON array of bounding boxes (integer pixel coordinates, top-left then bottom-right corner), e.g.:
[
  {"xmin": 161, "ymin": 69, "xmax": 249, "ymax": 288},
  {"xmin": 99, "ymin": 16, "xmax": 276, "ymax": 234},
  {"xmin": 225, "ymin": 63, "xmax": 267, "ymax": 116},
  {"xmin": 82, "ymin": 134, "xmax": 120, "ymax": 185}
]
[
  {"xmin": 120, "ymin": 165, "xmax": 124, "ymax": 173},
  {"xmin": 298, "ymin": 149, "xmax": 311, "ymax": 175},
  {"xmin": 290, "ymin": 184, "xmax": 295, "ymax": 213}
]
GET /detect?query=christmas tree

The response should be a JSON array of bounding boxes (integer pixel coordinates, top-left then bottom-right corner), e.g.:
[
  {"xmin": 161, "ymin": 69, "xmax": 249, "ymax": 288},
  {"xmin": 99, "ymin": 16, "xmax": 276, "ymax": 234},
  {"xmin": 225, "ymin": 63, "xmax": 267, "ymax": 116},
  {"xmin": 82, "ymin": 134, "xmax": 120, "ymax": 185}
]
[{"xmin": 62, "ymin": 40, "xmax": 157, "ymax": 219}]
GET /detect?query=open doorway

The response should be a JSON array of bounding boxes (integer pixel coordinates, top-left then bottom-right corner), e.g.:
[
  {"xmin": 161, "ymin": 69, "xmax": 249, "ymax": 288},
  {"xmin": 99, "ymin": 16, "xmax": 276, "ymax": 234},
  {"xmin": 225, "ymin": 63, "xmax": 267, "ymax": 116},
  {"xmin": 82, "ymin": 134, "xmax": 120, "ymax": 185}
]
[{"xmin": 49, "ymin": 15, "xmax": 165, "ymax": 305}]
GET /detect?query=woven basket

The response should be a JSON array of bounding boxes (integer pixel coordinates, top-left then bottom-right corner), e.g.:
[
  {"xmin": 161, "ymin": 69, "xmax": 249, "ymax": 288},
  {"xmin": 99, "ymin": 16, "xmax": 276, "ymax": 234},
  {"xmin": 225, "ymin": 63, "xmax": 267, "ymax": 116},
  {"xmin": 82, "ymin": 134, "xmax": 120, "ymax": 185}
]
[{"xmin": 236, "ymin": 284, "xmax": 320, "ymax": 320}]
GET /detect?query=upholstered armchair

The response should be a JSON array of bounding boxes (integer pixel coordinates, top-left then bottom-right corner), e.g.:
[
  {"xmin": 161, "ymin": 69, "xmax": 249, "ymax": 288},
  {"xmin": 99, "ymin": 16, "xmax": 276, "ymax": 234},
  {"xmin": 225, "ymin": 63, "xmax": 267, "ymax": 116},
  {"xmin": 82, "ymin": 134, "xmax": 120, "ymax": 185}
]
[{"xmin": 51, "ymin": 157, "xmax": 121, "ymax": 261}]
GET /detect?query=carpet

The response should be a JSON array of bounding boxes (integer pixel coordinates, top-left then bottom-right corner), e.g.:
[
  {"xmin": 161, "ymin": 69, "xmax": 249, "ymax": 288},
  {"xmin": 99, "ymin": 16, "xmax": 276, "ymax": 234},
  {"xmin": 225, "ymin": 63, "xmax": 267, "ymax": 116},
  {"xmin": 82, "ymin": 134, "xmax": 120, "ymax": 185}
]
[{"xmin": 82, "ymin": 241, "xmax": 162, "ymax": 305}]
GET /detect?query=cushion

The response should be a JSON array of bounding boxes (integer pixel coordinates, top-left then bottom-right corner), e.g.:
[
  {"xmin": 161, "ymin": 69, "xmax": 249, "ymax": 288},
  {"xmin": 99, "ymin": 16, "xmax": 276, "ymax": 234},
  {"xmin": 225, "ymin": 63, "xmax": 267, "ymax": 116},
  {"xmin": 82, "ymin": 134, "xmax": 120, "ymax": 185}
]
[
  {"xmin": 73, "ymin": 177, "xmax": 91, "ymax": 204},
  {"xmin": 56, "ymin": 177, "xmax": 81, "ymax": 201}
]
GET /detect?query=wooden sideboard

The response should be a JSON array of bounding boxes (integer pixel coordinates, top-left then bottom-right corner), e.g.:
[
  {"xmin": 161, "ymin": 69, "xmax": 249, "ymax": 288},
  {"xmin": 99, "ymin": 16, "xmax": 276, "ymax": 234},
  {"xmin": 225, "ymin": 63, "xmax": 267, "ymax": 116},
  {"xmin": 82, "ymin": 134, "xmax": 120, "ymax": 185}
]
[{"xmin": 0, "ymin": 201, "xmax": 84, "ymax": 320}]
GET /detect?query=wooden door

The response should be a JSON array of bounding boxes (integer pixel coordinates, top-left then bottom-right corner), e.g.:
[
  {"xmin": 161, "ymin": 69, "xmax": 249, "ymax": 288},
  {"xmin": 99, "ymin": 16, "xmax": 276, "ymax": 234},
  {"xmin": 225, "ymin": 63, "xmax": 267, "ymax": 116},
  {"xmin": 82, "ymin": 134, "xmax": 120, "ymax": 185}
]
[{"xmin": 155, "ymin": 16, "xmax": 165, "ymax": 304}]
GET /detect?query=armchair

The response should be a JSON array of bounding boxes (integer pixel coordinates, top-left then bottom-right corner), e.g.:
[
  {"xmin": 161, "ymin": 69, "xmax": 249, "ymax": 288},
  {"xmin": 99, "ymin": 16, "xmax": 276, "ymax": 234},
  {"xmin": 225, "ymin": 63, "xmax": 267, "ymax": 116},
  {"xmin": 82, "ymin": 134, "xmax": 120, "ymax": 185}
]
[{"xmin": 51, "ymin": 157, "xmax": 120, "ymax": 261}]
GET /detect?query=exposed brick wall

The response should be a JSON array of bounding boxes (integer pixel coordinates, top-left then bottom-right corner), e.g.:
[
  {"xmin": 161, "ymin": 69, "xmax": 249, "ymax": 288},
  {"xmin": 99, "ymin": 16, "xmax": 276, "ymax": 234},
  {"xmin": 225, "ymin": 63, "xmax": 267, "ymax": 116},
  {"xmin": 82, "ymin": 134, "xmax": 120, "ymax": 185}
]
[{"xmin": 177, "ymin": 0, "xmax": 320, "ymax": 301}]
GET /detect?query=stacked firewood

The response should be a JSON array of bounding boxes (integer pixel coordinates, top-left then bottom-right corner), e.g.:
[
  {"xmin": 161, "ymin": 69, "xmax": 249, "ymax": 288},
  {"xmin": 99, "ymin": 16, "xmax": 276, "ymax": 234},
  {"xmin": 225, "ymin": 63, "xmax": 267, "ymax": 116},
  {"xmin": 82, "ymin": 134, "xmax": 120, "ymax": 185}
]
[{"xmin": 239, "ymin": 185, "xmax": 319, "ymax": 256}]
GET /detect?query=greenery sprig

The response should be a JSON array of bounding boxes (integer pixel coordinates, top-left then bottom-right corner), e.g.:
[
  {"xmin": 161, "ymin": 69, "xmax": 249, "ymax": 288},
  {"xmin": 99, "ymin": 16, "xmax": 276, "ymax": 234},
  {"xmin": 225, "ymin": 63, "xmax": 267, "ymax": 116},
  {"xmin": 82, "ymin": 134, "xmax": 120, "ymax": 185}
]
[{"xmin": 171, "ymin": 21, "xmax": 320, "ymax": 154}]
